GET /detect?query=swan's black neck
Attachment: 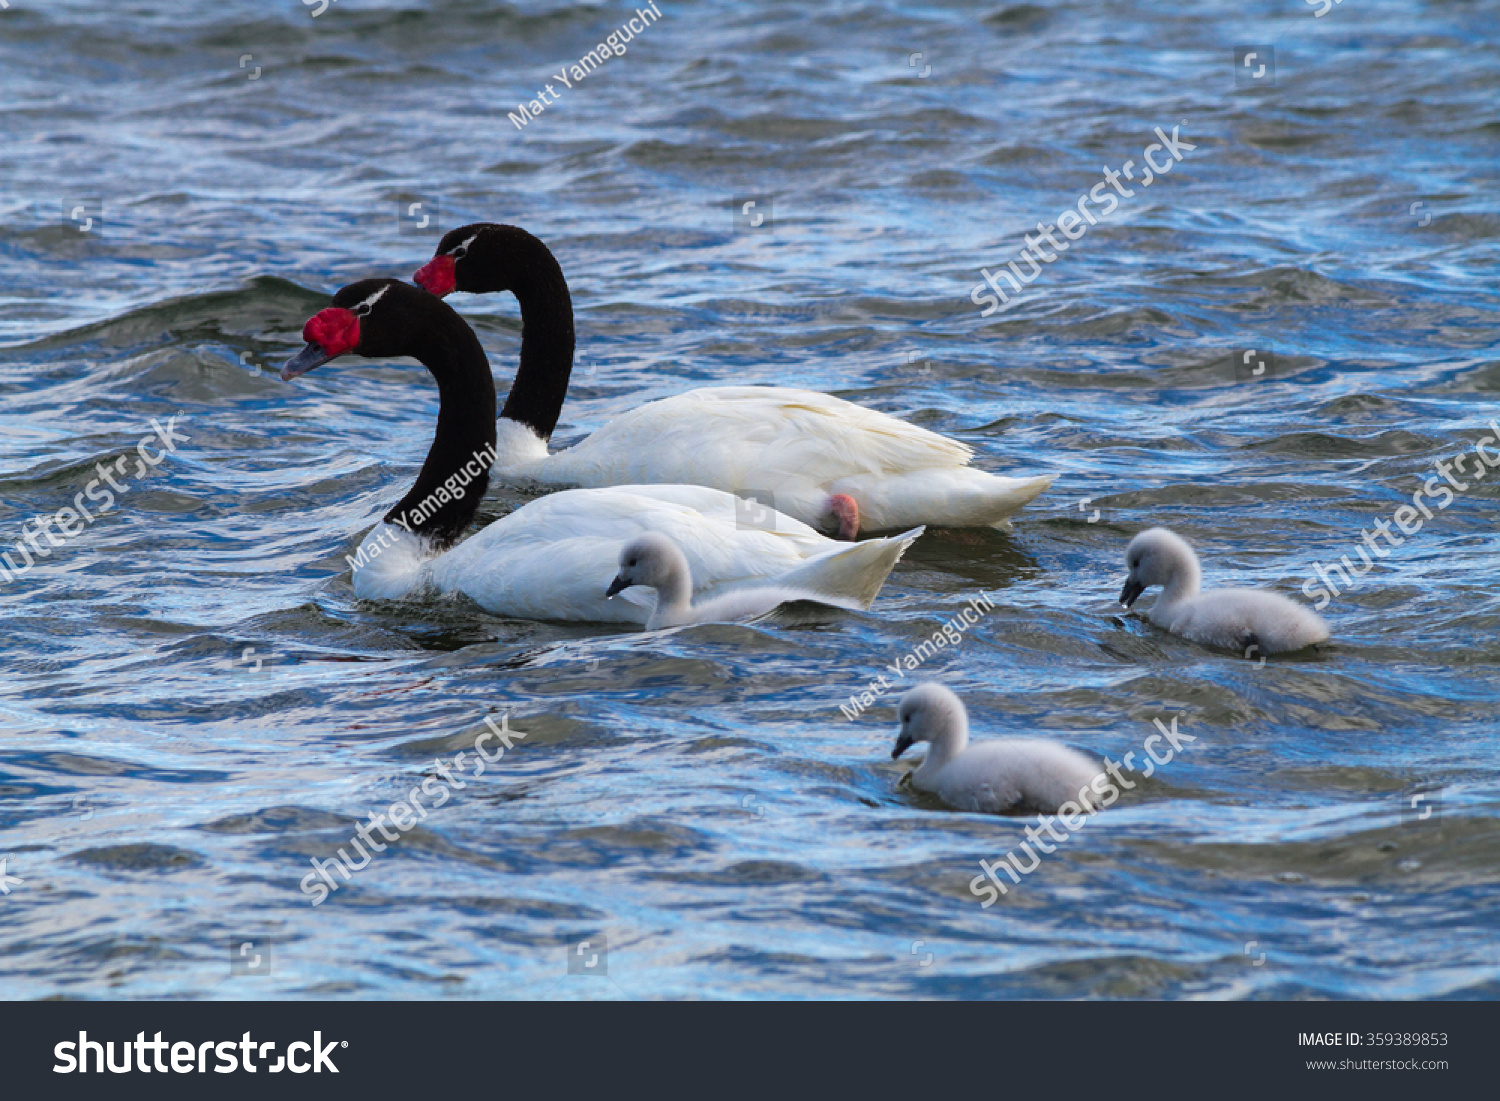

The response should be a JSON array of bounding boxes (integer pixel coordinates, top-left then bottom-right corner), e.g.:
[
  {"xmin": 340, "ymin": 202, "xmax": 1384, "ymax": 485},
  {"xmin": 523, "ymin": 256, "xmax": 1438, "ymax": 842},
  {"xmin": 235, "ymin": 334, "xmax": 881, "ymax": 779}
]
[
  {"xmin": 467, "ymin": 226, "xmax": 574, "ymax": 441},
  {"xmin": 382, "ymin": 294, "xmax": 498, "ymax": 547}
]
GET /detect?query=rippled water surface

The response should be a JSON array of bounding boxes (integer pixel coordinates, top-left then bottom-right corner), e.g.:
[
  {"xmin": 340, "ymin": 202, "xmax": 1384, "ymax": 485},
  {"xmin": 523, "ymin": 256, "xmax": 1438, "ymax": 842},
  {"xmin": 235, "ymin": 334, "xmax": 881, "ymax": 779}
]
[{"xmin": 1, "ymin": 0, "xmax": 1497, "ymax": 999}]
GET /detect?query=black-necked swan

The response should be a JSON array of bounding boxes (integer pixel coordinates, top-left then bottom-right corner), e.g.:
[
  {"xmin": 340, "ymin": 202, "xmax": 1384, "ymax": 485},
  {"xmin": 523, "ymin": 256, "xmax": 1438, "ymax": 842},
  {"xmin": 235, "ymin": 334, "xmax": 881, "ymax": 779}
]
[
  {"xmin": 891, "ymin": 683, "xmax": 1108, "ymax": 816},
  {"xmin": 412, "ymin": 223, "xmax": 1055, "ymax": 539},
  {"xmin": 279, "ymin": 278, "xmax": 922, "ymax": 623},
  {"xmin": 1119, "ymin": 527, "xmax": 1330, "ymax": 654},
  {"xmin": 606, "ymin": 532, "xmax": 872, "ymax": 629}
]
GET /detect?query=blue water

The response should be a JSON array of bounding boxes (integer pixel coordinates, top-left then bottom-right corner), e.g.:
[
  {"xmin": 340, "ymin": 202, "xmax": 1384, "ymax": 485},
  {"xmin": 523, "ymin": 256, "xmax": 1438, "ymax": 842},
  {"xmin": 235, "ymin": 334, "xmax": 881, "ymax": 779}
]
[{"xmin": 0, "ymin": 0, "xmax": 1496, "ymax": 999}]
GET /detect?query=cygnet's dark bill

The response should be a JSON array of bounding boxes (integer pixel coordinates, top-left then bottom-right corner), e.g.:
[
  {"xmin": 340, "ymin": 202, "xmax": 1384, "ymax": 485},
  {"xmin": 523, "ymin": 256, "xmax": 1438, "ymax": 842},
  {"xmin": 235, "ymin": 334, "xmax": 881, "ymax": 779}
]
[{"xmin": 1119, "ymin": 578, "xmax": 1145, "ymax": 608}]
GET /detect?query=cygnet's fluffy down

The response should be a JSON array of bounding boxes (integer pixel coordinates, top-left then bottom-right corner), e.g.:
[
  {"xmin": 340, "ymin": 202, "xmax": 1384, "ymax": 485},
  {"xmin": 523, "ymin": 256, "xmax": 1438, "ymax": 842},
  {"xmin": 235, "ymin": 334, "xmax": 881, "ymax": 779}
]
[
  {"xmin": 606, "ymin": 531, "xmax": 886, "ymax": 630},
  {"xmin": 1119, "ymin": 526, "xmax": 1330, "ymax": 655},
  {"xmin": 891, "ymin": 683, "xmax": 1107, "ymax": 816}
]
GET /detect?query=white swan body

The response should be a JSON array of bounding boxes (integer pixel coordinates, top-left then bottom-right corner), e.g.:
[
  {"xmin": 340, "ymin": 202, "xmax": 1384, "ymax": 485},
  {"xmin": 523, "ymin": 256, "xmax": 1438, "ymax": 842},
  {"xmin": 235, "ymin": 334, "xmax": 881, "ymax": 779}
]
[
  {"xmin": 351, "ymin": 483, "xmax": 922, "ymax": 623},
  {"xmin": 892, "ymin": 683, "xmax": 1106, "ymax": 816},
  {"xmin": 492, "ymin": 387, "xmax": 1054, "ymax": 535},
  {"xmin": 282, "ymin": 280, "xmax": 924, "ymax": 626},
  {"xmin": 1120, "ymin": 527, "xmax": 1330, "ymax": 654},
  {"xmin": 416, "ymin": 226, "xmax": 1053, "ymax": 537},
  {"xmin": 606, "ymin": 531, "xmax": 868, "ymax": 629}
]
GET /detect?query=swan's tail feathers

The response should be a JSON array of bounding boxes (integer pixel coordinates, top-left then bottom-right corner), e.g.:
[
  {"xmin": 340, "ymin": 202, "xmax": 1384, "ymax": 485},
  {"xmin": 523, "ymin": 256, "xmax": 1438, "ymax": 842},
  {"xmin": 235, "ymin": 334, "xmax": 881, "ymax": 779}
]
[
  {"xmin": 838, "ymin": 470, "xmax": 1054, "ymax": 532},
  {"xmin": 781, "ymin": 526, "xmax": 925, "ymax": 610},
  {"xmin": 981, "ymin": 473, "xmax": 1055, "ymax": 529}
]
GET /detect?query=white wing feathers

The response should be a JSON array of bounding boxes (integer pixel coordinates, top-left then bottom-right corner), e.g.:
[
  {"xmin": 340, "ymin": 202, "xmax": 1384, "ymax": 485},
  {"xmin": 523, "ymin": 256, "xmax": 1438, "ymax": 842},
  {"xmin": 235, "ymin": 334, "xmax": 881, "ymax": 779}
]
[{"xmin": 506, "ymin": 385, "xmax": 1038, "ymax": 532}]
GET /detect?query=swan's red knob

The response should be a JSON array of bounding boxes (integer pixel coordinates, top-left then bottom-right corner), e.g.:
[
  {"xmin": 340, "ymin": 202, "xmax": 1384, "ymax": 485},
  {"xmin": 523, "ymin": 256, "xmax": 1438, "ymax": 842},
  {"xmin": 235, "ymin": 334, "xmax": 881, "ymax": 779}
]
[
  {"xmin": 414, "ymin": 254, "xmax": 457, "ymax": 297},
  {"xmin": 282, "ymin": 307, "xmax": 362, "ymax": 380},
  {"xmin": 303, "ymin": 307, "xmax": 361, "ymax": 358}
]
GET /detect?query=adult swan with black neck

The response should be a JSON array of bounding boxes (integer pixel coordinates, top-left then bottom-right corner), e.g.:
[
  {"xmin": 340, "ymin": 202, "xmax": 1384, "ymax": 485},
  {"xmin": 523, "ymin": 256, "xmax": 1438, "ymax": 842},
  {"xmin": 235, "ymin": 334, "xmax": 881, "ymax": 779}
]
[
  {"xmin": 280, "ymin": 279, "xmax": 923, "ymax": 623},
  {"xmin": 414, "ymin": 223, "xmax": 1054, "ymax": 540}
]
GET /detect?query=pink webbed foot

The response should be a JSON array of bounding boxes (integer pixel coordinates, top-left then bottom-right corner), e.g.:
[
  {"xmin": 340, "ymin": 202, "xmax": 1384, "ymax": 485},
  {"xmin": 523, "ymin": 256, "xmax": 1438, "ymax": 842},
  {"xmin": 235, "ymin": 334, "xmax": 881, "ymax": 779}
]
[{"xmin": 827, "ymin": 494, "xmax": 860, "ymax": 541}]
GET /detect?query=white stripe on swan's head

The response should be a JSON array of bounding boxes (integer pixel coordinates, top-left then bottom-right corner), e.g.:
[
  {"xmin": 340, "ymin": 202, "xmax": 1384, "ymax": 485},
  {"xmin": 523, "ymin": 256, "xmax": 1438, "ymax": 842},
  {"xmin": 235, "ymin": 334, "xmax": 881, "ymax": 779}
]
[{"xmin": 350, "ymin": 284, "xmax": 392, "ymax": 316}]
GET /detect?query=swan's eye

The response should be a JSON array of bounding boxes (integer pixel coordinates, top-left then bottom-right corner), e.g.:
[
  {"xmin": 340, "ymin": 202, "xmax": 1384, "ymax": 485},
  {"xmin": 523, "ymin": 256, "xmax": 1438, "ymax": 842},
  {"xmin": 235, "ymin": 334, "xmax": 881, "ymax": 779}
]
[
  {"xmin": 451, "ymin": 246, "xmax": 468, "ymax": 259},
  {"xmin": 346, "ymin": 285, "xmax": 390, "ymax": 318}
]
